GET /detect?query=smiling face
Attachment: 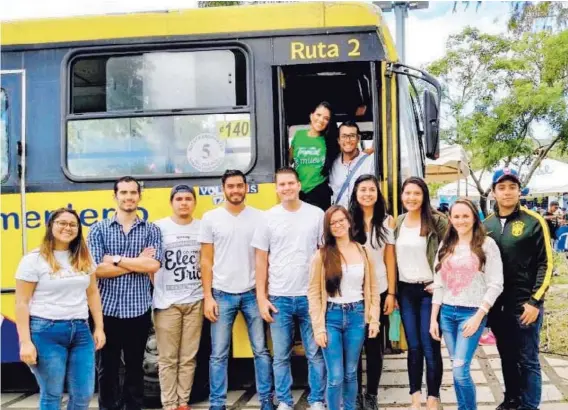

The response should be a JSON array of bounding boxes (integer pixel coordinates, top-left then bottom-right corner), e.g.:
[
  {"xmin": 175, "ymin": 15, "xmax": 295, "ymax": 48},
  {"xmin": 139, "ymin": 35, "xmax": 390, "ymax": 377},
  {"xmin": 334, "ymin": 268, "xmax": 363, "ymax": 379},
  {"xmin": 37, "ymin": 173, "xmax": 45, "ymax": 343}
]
[
  {"xmin": 171, "ymin": 192, "xmax": 196, "ymax": 218},
  {"xmin": 450, "ymin": 203, "xmax": 475, "ymax": 237},
  {"xmin": 356, "ymin": 179, "xmax": 378, "ymax": 208},
  {"xmin": 276, "ymin": 172, "xmax": 301, "ymax": 202},
  {"xmin": 329, "ymin": 209, "xmax": 350, "ymax": 240},
  {"xmin": 338, "ymin": 125, "xmax": 360, "ymax": 155},
  {"xmin": 402, "ymin": 183, "xmax": 424, "ymax": 212},
  {"xmin": 51, "ymin": 211, "xmax": 80, "ymax": 245},
  {"xmin": 223, "ymin": 175, "xmax": 247, "ymax": 206},
  {"xmin": 114, "ymin": 181, "xmax": 141, "ymax": 213},
  {"xmin": 309, "ymin": 105, "xmax": 331, "ymax": 134}
]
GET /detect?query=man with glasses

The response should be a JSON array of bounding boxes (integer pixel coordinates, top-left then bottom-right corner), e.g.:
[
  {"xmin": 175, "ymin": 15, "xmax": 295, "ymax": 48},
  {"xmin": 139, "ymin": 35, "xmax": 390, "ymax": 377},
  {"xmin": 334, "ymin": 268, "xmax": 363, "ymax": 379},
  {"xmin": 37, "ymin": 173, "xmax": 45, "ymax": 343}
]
[{"xmin": 329, "ymin": 120, "xmax": 375, "ymax": 208}]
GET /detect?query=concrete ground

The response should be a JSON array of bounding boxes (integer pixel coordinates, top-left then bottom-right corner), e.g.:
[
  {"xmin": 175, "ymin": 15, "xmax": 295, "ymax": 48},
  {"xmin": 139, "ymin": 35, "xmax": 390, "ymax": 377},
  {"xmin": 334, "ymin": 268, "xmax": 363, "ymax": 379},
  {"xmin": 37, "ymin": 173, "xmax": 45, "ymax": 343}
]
[{"xmin": 2, "ymin": 346, "xmax": 567, "ymax": 409}]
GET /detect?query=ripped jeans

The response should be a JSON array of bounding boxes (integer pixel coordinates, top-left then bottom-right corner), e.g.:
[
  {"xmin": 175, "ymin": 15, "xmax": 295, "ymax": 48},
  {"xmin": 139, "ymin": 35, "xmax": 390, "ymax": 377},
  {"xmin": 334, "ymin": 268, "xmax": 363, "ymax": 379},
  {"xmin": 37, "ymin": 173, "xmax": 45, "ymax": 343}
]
[{"xmin": 440, "ymin": 305, "xmax": 487, "ymax": 410}]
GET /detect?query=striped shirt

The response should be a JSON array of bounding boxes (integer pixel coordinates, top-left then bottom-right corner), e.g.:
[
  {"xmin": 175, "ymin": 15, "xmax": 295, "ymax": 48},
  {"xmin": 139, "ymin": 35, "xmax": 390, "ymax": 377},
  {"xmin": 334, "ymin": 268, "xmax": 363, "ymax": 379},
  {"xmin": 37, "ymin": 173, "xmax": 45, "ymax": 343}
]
[{"xmin": 88, "ymin": 216, "xmax": 163, "ymax": 318}]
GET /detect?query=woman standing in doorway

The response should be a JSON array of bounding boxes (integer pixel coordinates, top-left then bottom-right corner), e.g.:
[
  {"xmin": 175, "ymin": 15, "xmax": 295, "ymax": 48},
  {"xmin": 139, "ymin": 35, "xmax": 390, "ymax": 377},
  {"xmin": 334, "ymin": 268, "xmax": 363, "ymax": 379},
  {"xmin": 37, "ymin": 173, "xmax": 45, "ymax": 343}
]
[
  {"xmin": 394, "ymin": 177, "xmax": 447, "ymax": 410},
  {"xmin": 289, "ymin": 101, "xmax": 339, "ymax": 210},
  {"xmin": 430, "ymin": 199, "xmax": 503, "ymax": 410},
  {"xmin": 308, "ymin": 205, "xmax": 380, "ymax": 410},
  {"xmin": 349, "ymin": 174, "xmax": 396, "ymax": 410},
  {"xmin": 15, "ymin": 208, "xmax": 105, "ymax": 410}
]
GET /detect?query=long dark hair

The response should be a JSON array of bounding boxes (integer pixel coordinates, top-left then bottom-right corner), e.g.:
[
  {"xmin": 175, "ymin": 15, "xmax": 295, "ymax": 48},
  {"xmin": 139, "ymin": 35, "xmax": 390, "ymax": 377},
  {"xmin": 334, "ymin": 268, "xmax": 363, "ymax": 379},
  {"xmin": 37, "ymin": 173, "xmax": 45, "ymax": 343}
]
[
  {"xmin": 311, "ymin": 101, "xmax": 339, "ymax": 177},
  {"xmin": 349, "ymin": 174, "xmax": 389, "ymax": 248},
  {"xmin": 401, "ymin": 177, "xmax": 438, "ymax": 237},
  {"xmin": 40, "ymin": 208, "xmax": 93, "ymax": 273},
  {"xmin": 321, "ymin": 205, "xmax": 354, "ymax": 296},
  {"xmin": 435, "ymin": 199, "xmax": 487, "ymax": 272}
]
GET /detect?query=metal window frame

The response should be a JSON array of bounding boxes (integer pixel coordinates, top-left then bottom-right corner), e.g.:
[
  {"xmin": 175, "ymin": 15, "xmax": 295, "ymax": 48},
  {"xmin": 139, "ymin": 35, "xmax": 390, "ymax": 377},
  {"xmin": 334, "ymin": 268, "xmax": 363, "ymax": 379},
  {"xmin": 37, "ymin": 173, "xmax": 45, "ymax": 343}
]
[{"xmin": 60, "ymin": 41, "xmax": 256, "ymax": 182}]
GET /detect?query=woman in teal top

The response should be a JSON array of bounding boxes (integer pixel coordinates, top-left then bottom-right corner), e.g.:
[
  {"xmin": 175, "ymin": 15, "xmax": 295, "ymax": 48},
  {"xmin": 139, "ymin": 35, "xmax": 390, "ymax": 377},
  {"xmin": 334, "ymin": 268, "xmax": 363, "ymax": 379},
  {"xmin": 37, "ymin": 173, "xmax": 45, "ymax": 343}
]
[{"xmin": 289, "ymin": 101, "xmax": 339, "ymax": 211}]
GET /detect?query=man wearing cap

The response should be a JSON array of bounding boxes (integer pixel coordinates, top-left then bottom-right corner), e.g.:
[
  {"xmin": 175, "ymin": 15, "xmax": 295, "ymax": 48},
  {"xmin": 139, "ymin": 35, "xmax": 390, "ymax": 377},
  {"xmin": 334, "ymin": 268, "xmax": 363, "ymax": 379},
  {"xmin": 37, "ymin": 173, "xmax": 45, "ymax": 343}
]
[
  {"xmin": 153, "ymin": 184, "xmax": 203, "ymax": 410},
  {"xmin": 199, "ymin": 170, "xmax": 273, "ymax": 410},
  {"xmin": 483, "ymin": 168, "xmax": 553, "ymax": 410}
]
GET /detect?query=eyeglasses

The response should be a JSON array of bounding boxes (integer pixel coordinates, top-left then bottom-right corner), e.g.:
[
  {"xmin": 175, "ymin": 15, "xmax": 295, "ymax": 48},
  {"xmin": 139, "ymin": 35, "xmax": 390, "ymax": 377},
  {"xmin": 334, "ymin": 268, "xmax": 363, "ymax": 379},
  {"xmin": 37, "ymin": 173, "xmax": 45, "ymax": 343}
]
[
  {"xmin": 339, "ymin": 134, "xmax": 358, "ymax": 141},
  {"xmin": 55, "ymin": 220, "xmax": 80, "ymax": 229},
  {"xmin": 330, "ymin": 218, "xmax": 348, "ymax": 227}
]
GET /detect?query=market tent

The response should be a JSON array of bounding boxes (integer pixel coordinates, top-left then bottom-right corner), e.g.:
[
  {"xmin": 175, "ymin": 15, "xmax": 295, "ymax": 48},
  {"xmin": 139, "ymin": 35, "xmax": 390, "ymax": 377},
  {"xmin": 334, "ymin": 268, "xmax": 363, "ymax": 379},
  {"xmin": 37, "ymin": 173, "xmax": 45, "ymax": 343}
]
[{"xmin": 425, "ymin": 145, "xmax": 470, "ymax": 182}]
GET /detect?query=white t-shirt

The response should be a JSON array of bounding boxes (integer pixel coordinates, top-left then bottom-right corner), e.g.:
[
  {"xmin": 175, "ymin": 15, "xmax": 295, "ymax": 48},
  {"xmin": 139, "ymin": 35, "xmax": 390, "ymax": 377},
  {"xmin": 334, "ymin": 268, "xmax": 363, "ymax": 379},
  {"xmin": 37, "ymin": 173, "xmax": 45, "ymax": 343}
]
[
  {"xmin": 329, "ymin": 152, "xmax": 375, "ymax": 208},
  {"xmin": 251, "ymin": 202, "xmax": 324, "ymax": 296},
  {"xmin": 328, "ymin": 263, "xmax": 365, "ymax": 304},
  {"xmin": 153, "ymin": 217, "xmax": 203, "ymax": 309},
  {"xmin": 365, "ymin": 218, "xmax": 395, "ymax": 294},
  {"xmin": 199, "ymin": 206, "xmax": 261, "ymax": 294},
  {"xmin": 15, "ymin": 250, "xmax": 93, "ymax": 320},
  {"xmin": 396, "ymin": 224, "xmax": 433, "ymax": 283}
]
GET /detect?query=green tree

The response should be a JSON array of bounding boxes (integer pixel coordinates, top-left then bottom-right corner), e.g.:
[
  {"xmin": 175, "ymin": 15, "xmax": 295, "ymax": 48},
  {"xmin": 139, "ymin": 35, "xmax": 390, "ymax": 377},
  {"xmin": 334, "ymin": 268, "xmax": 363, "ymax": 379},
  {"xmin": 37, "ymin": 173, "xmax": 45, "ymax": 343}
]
[{"xmin": 428, "ymin": 27, "xmax": 568, "ymax": 215}]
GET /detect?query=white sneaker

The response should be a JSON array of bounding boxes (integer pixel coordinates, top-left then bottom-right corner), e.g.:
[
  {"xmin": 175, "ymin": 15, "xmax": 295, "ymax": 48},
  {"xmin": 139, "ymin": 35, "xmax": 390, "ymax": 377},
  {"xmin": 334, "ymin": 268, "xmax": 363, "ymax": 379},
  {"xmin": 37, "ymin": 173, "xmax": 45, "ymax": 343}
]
[
  {"xmin": 277, "ymin": 403, "xmax": 293, "ymax": 410},
  {"xmin": 310, "ymin": 402, "xmax": 326, "ymax": 410}
]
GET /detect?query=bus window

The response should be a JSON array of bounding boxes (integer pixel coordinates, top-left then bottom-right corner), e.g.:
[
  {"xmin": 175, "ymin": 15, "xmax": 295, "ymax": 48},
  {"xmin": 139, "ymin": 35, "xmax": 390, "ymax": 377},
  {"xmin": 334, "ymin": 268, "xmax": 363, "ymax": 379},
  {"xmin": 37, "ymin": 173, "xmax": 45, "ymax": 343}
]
[
  {"xmin": 398, "ymin": 77, "xmax": 423, "ymax": 180},
  {"xmin": 1, "ymin": 89, "xmax": 8, "ymax": 181},
  {"xmin": 66, "ymin": 49, "xmax": 251, "ymax": 178}
]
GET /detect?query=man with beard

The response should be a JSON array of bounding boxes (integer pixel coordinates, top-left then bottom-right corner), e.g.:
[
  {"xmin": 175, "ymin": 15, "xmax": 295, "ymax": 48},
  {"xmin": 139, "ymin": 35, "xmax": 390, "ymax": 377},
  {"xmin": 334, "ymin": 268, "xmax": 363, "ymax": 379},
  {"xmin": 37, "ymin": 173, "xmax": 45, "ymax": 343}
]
[
  {"xmin": 87, "ymin": 176, "xmax": 163, "ymax": 410},
  {"xmin": 329, "ymin": 121, "xmax": 375, "ymax": 208},
  {"xmin": 253, "ymin": 167, "xmax": 326, "ymax": 410},
  {"xmin": 199, "ymin": 170, "xmax": 273, "ymax": 410}
]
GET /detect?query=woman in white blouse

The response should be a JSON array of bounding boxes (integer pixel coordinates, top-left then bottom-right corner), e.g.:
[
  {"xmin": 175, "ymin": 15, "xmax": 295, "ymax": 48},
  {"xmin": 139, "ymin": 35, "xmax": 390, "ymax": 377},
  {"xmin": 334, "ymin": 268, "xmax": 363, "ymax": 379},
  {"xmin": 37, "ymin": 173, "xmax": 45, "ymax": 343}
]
[
  {"xmin": 349, "ymin": 174, "xmax": 396, "ymax": 410},
  {"xmin": 430, "ymin": 198, "xmax": 504, "ymax": 410}
]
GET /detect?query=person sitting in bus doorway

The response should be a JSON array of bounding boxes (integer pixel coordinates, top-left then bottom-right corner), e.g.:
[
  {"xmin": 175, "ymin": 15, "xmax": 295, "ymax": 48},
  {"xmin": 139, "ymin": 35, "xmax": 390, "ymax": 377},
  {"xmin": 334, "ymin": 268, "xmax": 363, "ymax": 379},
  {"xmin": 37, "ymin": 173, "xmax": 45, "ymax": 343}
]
[
  {"xmin": 87, "ymin": 176, "xmax": 163, "ymax": 410},
  {"xmin": 199, "ymin": 170, "xmax": 273, "ymax": 410},
  {"xmin": 289, "ymin": 101, "xmax": 339, "ymax": 211},
  {"xmin": 153, "ymin": 185, "xmax": 204, "ymax": 410},
  {"xmin": 483, "ymin": 168, "xmax": 553, "ymax": 410},
  {"xmin": 253, "ymin": 167, "xmax": 326, "ymax": 410},
  {"xmin": 16, "ymin": 208, "xmax": 106, "ymax": 410},
  {"xmin": 329, "ymin": 121, "xmax": 375, "ymax": 209}
]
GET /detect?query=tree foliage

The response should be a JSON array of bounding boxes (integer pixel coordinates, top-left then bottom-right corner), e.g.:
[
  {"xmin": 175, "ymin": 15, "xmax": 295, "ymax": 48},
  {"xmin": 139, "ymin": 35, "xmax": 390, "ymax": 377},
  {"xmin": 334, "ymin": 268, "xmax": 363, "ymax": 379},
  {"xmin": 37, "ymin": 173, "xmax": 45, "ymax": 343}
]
[{"xmin": 428, "ymin": 27, "xmax": 568, "ymax": 215}]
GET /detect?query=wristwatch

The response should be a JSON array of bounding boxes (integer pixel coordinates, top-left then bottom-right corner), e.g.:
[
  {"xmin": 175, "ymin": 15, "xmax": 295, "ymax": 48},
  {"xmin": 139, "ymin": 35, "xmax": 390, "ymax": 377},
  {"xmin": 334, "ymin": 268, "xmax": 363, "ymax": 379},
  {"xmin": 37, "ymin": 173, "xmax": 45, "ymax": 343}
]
[{"xmin": 113, "ymin": 255, "xmax": 122, "ymax": 267}]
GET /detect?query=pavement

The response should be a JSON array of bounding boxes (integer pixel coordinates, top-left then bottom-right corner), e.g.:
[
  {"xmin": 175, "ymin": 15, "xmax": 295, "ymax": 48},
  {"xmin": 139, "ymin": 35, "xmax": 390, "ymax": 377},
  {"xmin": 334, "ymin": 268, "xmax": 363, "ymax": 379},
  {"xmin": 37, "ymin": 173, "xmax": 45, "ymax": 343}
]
[{"xmin": 2, "ymin": 346, "xmax": 567, "ymax": 409}]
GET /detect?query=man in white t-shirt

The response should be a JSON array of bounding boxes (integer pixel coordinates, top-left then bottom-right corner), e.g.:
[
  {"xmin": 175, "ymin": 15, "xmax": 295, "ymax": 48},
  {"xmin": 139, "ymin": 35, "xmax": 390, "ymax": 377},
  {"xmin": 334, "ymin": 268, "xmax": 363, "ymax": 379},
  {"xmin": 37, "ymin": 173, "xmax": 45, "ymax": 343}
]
[
  {"xmin": 153, "ymin": 185, "xmax": 204, "ymax": 410},
  {"xmin": 252, "ymin": 167, "xmax": 326, "ymax": 410},
  {"xmin": 329, "ymin": 121, "xmax": 375, "ymax": 208},
  {"xmin": 199, "ymin": 170, "xmax": 273, "ymax": 410}
]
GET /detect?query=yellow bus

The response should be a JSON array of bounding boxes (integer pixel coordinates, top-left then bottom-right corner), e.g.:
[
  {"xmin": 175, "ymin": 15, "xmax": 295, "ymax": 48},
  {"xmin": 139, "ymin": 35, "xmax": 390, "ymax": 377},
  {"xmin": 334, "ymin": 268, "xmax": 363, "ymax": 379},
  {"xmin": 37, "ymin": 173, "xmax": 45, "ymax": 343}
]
[{"xmin": 0, "ymin": 1, "xmax": 440, "ymax": 402}]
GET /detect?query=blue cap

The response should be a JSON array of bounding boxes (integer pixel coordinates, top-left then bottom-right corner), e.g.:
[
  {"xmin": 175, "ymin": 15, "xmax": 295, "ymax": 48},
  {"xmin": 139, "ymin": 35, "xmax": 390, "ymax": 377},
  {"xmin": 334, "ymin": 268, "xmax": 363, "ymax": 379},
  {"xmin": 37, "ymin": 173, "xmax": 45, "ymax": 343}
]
[{"xmin": 492, "ymin": 168, "xmax": 521, "ymax": 186}]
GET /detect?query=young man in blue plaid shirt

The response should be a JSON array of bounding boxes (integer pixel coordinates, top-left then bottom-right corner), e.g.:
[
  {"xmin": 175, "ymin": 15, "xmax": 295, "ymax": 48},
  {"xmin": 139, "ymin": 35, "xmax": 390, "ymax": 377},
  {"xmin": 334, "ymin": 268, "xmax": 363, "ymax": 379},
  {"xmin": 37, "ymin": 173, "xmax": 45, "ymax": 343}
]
[{"xmin": 88, "ymin": 176, "xmax": 163, "ymax": 410}]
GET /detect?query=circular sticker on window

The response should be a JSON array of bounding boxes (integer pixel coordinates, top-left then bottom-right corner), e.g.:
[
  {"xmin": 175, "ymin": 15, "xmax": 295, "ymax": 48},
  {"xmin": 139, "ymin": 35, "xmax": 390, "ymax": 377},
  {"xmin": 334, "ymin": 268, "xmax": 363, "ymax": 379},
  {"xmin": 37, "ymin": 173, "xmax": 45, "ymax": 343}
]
[{"xmin": 187, "ymin": 134, "xmax": 226, "ymax": 172}]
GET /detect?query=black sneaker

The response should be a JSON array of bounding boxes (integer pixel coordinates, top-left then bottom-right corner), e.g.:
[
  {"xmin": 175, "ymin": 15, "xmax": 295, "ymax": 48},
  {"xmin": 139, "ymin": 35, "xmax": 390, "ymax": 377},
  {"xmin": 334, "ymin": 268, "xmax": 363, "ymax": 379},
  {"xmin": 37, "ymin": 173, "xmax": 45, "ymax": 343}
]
[
  {"xmin": 496, "ymin": 398, "xmax": 520, "ymax": 410},
  {"xmin": 364, "ymin": 393, "xmax": 378, "ymax": 410},
  {"xmin": 356, "ymin": 393, "xmax": 364, "ymax": 410}
]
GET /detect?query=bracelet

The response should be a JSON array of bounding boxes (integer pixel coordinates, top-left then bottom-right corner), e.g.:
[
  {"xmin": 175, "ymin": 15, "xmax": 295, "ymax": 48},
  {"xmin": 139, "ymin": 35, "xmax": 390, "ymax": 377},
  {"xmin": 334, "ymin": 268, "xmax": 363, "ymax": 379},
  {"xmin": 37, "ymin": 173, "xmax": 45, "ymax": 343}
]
[
  {"xmin": 479, "ymin": 306, "xmax": 489, "ymax": 314},
  {"xmin": 387, "ymin": 293, "xmax": 396, "ymax": 297}
]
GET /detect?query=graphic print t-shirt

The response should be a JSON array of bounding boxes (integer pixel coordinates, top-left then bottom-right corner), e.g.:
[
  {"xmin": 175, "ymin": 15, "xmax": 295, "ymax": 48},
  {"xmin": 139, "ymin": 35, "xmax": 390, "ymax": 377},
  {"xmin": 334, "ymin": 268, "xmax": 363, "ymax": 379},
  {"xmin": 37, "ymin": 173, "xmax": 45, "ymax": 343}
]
[
  {"xmin": 292, "ymin": 129, "xmax": 327, "ymax": 193},
  {"xmin": 153, "ymin": 217, "xmax": 203, "ymax": 309}
]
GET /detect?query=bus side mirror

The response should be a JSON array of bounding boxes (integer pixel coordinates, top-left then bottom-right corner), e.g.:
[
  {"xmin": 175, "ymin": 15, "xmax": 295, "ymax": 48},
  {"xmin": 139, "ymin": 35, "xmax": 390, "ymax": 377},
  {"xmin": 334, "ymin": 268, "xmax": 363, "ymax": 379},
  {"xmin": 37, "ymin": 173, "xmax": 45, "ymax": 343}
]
[{"xmin": 423, "ymin": 89, "xmax": 440, "ymax": 160}]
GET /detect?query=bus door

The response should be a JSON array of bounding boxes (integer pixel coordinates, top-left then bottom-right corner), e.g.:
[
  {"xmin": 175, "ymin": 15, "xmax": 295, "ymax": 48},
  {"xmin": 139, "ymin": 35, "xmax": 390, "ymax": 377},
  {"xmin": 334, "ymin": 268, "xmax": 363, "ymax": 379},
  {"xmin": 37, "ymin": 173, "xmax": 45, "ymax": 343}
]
[{"xmin": 1, "ymin": 69, "xmax": 27, "ymax": 365}]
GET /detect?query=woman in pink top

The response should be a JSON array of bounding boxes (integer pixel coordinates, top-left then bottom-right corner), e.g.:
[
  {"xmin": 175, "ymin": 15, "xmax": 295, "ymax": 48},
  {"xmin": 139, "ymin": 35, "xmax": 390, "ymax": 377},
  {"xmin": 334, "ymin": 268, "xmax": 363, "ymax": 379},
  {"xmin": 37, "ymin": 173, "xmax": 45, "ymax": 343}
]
[{"xmin": 430, "ymin": 199, "xmax": 504, "ymax": 410}]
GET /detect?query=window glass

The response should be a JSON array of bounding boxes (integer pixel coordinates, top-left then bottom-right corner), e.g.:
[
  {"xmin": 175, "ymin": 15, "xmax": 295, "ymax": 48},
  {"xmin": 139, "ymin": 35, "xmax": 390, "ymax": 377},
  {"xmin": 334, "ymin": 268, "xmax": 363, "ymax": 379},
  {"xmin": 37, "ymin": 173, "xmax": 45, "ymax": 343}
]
[
  {"xmin": 399, "ymin": 77, "xmax": 423, "ymax": 180},
  {"xmin": 71, "ymin": 49, "xmax": 247, "ymax": 113},
  {"xmin": 1, "ymin": 89, "xmax": 8, "ymax": 181},
  {"xmin": 67, "ymin": 113, "xmax": 252, "ymax": 178}
]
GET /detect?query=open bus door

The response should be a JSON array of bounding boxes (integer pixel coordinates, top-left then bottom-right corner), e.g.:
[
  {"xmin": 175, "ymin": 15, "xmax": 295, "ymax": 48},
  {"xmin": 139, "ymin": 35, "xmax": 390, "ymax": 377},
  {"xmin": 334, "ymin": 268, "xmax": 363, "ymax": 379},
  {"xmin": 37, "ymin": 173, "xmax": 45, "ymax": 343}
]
[{"xmin": 1, "ymin": 69, "xmax": 30, "ymax": 379}]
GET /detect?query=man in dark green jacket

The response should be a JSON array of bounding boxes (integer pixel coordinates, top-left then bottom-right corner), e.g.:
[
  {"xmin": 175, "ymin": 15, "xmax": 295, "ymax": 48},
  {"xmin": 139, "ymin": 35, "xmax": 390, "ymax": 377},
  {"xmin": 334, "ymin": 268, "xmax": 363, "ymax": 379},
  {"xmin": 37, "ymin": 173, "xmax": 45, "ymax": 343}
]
[{"xmin": 484, "ymin": 168, "xmax": 553, "ymax": 410}]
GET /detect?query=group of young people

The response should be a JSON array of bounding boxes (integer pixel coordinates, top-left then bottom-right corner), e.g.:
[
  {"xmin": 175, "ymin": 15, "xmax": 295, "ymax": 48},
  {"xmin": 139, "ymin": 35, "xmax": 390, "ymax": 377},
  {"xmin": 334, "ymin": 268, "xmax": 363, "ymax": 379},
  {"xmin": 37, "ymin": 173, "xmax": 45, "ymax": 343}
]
[{"xmin": 14, "ymin": 100, "xmax": 552, "ymax": 410}]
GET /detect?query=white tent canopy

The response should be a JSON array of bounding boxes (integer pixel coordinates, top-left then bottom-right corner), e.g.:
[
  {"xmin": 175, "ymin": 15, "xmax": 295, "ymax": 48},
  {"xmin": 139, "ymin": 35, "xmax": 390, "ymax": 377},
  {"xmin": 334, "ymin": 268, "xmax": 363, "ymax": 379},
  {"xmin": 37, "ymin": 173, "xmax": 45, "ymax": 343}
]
[
  {"xmin": 438, "ymin": 158, "xmax": 568, "ymax": 198},
  {"xmin": 425, "ymin": 145, "xmax": 470, "ymax": 182}
]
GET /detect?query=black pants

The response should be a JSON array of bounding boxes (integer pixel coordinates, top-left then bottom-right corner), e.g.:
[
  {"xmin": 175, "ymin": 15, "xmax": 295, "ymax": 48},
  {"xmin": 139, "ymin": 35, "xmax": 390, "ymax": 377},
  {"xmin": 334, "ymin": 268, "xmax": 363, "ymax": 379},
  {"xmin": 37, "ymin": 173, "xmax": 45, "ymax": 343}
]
[
  {"xmin": 97, "ymin": 310, "xmax": 152, "ymax": 410},
  {"xmin": 300, "ymin": 182, "xmax": 331, "ymax": 211},
  {"xmin": 357, "ymin": 291, "xmax": 388, "ymax": 395}
]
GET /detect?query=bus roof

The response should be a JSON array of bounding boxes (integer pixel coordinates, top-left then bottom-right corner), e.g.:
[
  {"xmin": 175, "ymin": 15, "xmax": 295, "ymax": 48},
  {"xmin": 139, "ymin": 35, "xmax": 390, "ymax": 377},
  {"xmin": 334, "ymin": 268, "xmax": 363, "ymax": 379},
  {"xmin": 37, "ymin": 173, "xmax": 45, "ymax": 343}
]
[{"xmin": 1, "ymin": 1, "xmax": 397, "ymax": 60}]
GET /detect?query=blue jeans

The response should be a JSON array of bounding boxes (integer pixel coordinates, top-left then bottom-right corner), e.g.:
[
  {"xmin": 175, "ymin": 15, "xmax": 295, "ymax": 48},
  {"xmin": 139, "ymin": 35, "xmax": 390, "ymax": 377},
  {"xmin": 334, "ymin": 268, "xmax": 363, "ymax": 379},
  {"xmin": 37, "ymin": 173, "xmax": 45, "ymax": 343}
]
[
  {"xmin": 398, "ymin": 282, "xmax": 443, "ymax": 397},
  {"xmin": 209, "ymin": 289, "xmax": 272, "ymax": 408},
  {"xmin": 440, "ymin": 305, "xmax": 487, "ymax": 410},
  {"xmin": 489, "ymin": 305, "xmax": 544, "ymax": 410},
  {"xmin": 322, "ymin": 301, "xmax": 366, "ymax": 410},
  {"xmin": 29, "ymin": 317, "xmax": 95, "ymax": 410},
  {"xmin": 269, "ymin": 295, "xmax": 326, "ymax": 406}
]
